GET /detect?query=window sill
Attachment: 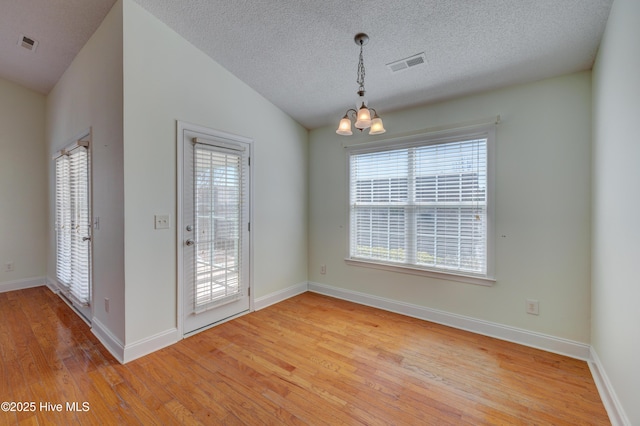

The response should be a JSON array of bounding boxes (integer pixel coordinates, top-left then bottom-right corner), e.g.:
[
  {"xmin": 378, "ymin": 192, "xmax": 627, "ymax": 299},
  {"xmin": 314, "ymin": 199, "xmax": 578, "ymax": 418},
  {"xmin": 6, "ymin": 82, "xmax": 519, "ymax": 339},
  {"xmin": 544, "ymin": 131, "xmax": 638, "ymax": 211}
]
[{"xmin": 344, "ymin": 258, "xmax": 496, "ymax": 287}]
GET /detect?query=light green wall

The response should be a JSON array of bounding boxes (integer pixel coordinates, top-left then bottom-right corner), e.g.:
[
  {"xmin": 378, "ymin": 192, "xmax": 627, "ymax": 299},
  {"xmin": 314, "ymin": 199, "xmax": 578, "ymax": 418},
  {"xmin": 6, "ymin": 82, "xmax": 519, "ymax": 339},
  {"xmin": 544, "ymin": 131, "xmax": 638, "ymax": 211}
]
[
  {"xmin": 46, "ymin": 1, "xmax": 125, "ymax": 341},
  {"xmin": 0, "ymin": 78, "xmax": 46, "ymax": 285},
  {"xmin": 121, "ymin": 0, "xmax": 308, "ymax": 343},
  {"xmin": 309, "ymin": 71, "xmax": 592, "ymax": 343},
  {"xmin": 592, "ymin": 0, "xmax": 640, "ymax": 423}
]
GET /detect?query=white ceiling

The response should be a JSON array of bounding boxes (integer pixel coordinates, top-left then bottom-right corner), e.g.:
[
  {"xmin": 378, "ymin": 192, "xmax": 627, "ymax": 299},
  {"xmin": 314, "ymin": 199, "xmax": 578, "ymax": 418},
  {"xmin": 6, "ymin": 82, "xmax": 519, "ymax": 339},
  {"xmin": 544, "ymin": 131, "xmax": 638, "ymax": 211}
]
[
  {"xmin": 0, "ymin": 0, "xmax": 612, "ymax": 130},
  {"xmin": 0, "ymin": 0, "xmax": 117, "ymax": 93}
]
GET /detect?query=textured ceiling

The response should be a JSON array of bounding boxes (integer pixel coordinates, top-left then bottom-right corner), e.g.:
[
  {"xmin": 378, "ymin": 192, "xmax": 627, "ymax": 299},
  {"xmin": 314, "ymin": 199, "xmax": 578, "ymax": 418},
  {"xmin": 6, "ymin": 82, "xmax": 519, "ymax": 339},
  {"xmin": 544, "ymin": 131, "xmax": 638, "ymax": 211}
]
[
  {"xmin": 0, "ymin": 0, "xmax": 116, "ymax": 93},
  {"xmin": 1, "ymin": 0, "xmax": 612, "ymax": 130}
]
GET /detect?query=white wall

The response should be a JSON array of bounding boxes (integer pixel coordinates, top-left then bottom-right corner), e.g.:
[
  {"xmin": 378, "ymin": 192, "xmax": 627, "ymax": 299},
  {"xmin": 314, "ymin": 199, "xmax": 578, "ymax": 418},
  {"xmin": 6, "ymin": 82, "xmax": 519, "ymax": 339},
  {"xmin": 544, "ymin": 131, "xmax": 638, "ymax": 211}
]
[
  {"xmin": 46, "ymin": 1, "xmax": 125, "ymax": 341},
  {"xmin": 0, "ymin": 78, "xmax": 46, "ymax": 289},
  {"xmin": 309, "ymin": 72, "xmax": 592, "ymax": 343},
  {"xmin": 592, "ymin": 0, "xmax": 640, "ymax": 423},
  {"xmin": 121, "ymin": 0, "xmax": 308, "ymax": 344}
]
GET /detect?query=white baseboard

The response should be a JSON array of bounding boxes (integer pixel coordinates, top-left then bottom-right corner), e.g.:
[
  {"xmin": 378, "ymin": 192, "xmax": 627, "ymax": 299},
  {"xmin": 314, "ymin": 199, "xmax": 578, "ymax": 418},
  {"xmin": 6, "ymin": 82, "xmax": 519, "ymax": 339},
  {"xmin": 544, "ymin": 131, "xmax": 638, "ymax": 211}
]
[
  {"xmin": 91, "ymin": 317, "xmax": 125, "ymax": 364},
  {"xmin": 92, "ymin": 318, "xmax": 180, "ymax": 364},
  {"xmin": 123, "ymin": 328, "xmax": 179, "ymax": 363},
  {"xmin": 308, "ymin": 282, "xmax": 591, "ymax": 361},
  {"xmin": 45, "ymin": 277, "xmax": 59, "ymax": 293},
  {"xmin": 589, "ymin": 347, "xmax": 631, "ymax": 426},
  {"xmin": 254, "ymin": 281, "xmax": 308, "ymax": 310},
  {"xmin": 0, "ymin": 276, "xmax": 45, "ymax": 293}
]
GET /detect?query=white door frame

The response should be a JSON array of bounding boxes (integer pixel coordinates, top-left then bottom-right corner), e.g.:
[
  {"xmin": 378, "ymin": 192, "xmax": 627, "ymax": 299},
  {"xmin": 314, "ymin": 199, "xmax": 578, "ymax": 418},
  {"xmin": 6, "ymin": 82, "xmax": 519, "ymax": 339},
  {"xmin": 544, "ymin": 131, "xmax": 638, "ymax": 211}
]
[
  {"xmin": 176, "ymin": 120, "xmax": 254, "ymax": 338},
  {"xmin": 52, "ymin": 128, "xmax": 93, "ymax": 323}
]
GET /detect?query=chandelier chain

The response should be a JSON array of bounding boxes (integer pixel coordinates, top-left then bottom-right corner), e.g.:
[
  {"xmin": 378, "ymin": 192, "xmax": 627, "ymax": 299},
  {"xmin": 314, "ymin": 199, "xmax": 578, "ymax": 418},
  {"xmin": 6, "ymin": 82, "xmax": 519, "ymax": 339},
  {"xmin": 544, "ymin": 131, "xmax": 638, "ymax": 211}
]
[
  {"xmin": 336, "ymin": 33, "xmax": 385, "ymax": 136},
  {"xmin": 357, "ymin": 44, "xmax": 365, "ymax": 93}
]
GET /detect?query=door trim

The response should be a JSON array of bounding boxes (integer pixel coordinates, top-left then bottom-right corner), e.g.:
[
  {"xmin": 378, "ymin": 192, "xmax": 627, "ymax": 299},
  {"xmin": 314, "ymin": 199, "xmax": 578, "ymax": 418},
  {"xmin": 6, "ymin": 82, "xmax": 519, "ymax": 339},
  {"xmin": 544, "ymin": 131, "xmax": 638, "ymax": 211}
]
[
  {"xmin": 51, "ymin": 127, "xmax": 93, "ymax": 323},
  {"xmin": 176, "ymin": 120, "xmax": 254, "ymax": 338}
]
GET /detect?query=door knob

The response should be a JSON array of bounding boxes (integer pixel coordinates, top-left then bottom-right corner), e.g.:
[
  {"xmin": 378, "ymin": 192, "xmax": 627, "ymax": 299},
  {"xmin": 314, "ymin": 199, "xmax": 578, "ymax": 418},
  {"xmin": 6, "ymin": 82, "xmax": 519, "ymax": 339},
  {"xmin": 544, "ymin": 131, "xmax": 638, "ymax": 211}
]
[{"xmin": 185, "ymin": 239, "xmax": 195, "ymax": 246}]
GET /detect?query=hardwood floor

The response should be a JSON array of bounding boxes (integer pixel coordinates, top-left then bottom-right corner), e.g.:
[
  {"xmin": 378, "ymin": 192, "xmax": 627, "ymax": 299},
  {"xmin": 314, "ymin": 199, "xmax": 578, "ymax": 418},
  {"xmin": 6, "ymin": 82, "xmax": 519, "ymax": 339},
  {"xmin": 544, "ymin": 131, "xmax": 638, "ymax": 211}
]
[{"xmin": 0, "ymin": 286, "xmax": 609, "ymax": 425}]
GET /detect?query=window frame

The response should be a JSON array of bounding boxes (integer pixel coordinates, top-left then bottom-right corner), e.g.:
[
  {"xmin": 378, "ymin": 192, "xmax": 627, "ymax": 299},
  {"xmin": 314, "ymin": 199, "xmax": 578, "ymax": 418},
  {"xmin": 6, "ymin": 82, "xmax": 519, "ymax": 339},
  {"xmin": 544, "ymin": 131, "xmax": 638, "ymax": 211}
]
[{"xmin": 345, "ymin": 125, "xmax": 496, "ymax": 286}]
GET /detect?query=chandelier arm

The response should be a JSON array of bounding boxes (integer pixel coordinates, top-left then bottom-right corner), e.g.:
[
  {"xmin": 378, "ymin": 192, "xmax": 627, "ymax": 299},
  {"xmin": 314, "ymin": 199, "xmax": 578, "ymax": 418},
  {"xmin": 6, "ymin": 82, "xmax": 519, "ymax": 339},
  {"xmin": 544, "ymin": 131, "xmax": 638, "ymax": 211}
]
[{"xmin": 341, "ymin": 108, "xmax": 357, "ymax": 121}]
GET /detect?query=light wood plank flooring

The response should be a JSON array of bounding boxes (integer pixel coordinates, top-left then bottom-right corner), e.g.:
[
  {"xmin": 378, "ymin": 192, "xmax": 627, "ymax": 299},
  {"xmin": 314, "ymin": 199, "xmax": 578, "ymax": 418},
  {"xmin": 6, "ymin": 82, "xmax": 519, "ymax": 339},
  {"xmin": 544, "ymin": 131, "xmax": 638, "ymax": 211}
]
[{"xmin": 0, "ymin": 286, "xmax": 609, "ymax": 425}]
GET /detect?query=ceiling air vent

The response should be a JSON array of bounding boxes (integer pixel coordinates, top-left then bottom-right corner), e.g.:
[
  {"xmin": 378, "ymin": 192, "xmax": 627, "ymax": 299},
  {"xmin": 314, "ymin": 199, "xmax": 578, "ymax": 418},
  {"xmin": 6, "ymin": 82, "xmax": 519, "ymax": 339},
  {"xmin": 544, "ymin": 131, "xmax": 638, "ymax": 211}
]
[
  {"xmin": 386, "ymin": 52, "xmax": 426, "ymax": 73},
  {"xmin": 18, "ymin": 34, "xmax": 38, "ymax": 52}
]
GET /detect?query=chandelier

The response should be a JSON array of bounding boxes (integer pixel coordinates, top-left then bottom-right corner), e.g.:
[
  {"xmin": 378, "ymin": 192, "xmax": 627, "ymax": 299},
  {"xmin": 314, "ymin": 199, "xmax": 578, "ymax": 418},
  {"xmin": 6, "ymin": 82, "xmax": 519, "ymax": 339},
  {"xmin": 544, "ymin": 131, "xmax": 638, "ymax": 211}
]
[{"xmin": 336, "ymin": 33, "xmax": 386, "ymax": 136}]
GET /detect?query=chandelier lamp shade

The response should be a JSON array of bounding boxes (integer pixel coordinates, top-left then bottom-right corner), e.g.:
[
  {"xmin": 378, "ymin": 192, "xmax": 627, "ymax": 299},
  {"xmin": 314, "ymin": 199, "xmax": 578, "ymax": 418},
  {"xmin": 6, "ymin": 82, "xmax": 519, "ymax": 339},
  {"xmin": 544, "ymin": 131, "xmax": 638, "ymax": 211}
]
[{"xmin": 336, "ymin": 33, "xmax": 386, "ymax": 136}]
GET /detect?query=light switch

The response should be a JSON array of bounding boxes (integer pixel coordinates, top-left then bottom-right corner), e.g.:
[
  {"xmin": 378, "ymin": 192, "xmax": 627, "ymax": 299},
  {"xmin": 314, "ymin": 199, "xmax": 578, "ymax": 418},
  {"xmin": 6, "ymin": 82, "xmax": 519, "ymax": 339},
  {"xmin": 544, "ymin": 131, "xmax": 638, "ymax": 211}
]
[{"xmin": 154, "ymin": 214, "xmax": 170, "ymax": 229}]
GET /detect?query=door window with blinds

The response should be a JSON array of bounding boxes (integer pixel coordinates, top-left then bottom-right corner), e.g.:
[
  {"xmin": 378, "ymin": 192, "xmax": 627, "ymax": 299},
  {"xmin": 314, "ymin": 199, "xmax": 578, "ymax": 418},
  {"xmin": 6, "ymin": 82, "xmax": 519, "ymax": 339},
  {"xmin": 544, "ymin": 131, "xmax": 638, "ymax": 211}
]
[
  {"xmin": 347, "ymin": 128, "xmax": 494, "ymax": 283},
  {"xmin": 193, "ymin": 144, "xmax": 244, "ymax": 310},
  {"xmin": 54, "ymin": 140, "xmax": 92, "ymax": 309}
]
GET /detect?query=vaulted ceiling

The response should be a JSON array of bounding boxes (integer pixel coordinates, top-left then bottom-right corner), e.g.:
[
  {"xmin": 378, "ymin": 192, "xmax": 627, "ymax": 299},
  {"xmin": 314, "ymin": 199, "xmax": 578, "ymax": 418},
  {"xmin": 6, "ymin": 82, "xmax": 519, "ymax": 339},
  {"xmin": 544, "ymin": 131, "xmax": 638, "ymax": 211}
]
[{"xmin": 0, "ymin": 0, "xmax": 612, "ymax": 129}]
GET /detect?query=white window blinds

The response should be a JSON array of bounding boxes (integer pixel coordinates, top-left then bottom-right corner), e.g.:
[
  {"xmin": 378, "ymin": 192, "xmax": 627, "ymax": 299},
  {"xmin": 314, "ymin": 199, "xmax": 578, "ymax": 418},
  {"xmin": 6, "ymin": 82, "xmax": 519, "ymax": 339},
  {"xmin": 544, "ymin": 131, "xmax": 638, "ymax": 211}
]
[
  {"xmin": 192, "ymin": 143, "xmax": 245, "ymax": 312},
  {"xmin": 349, "ymin": 134, "xmax": 490, "ymax": 278},
  {"xmin": 55, "ymin": 144, "xmax": 91, "ymax": 305}
]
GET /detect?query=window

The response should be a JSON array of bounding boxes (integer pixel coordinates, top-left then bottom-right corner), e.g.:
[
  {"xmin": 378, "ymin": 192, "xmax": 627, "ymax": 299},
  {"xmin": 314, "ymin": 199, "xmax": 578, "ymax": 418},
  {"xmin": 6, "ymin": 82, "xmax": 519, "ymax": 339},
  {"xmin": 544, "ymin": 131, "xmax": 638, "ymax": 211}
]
[
  {"xmin": 54, "ymin": 141, "xmax": 91, "ymax": 306},
  {"xmin": 347, "ymin": 127, "xmax": 494, "ymax": 284}
]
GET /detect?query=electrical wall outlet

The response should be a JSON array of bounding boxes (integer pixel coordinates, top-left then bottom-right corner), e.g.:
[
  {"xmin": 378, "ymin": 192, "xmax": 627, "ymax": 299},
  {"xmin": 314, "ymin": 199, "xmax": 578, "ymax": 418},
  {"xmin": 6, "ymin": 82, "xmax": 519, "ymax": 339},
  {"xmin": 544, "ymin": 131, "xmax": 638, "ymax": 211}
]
[
  {"xmin": 4, "ymin": 261, "xmax": 14, "ymax": 272},
  {"xmin": 320, "ymin": 264, "xmax": 326, "ymax": 275},
  {"xmin": 154, "ymin": 214, "xmax": 170, "ymax": 229},
  {"xmin": 104, "ymin": 298, "xmax": 110, "ymax": 313},
  {"xmin": 526, "ymin": 299, "xmax": 539, "ymax": 315}
]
